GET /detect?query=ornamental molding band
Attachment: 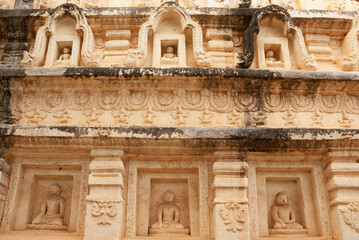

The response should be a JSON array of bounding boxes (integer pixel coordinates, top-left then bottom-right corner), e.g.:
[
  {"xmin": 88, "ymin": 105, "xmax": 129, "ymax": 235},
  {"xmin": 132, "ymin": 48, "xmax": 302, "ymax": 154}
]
[
  {"xmin": 219, "ymin": 202, "xmax": 246, "ymax": 232},
  {"xmin": 21, "ymin": 4, "xmax": 100, "ymax": 67},
  {"xmin": 340, "ymin": 202, "xmax": 359, "ymax": 233},
  {"xmin": 237, "ymin": 4, "xmax": 316, "ymax": 70},
  {"xmin": 91, "ymin": 200, "xmax": 118, "ymax": 225},
  {"xmin": 10, "ymin": 86, "xmax": 359, "ymax": 128},
  {"xmin": 126, "ymin": 2, "xmax": 211, "ymax": 67}
]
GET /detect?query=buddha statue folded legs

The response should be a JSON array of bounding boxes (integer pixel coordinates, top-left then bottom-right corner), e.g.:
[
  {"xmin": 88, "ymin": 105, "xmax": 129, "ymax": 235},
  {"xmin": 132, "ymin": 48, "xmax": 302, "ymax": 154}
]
[{"xmin": 149, "ymin": 190, "xmax": 189, "ymax": 234}]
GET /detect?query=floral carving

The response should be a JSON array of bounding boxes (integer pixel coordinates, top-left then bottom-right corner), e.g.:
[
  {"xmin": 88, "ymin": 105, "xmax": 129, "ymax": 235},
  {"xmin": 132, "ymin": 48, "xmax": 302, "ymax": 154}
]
[
  {"xmin": 227, "ymin": 110, "xmax": 241, "ymax": 126},
  {"xmin": 340, "ymin": 202, "xmax": 359, "ymax": 233},
  {"xmin": 112, "ymin": 107, "xmax": 131, "ymax": 124},
  {"xmin": 311, "ymin": 111, "xmax": 323, "ymax": 127},
  {"xmin": 91, "ymin": 201, "xmax": 117, "ymax": 225},
  {"xmin": 282, "ymin": 110, "xmax": 296, "ymax": 127},
  {"xmin": 233, "ymin": 91, "xmax": 258, "ymax": 112},
  {"xmin": 219, "ymin": 202, "xmax": 246, "ymax": 232},
  {"xmin": 171, "ymin": 107, "xmax": 188, "ymax": 125},
  {"xmin": 338, "ymin": 112, "xmax": 353, "ymax": 128},
  {"xmin": 199, "ymin": 108, "xmax": 213, "ymax": 125}
]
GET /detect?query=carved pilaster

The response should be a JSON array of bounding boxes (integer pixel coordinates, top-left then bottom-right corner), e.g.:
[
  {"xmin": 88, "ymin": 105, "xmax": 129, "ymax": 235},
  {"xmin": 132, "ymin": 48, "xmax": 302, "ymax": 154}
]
[
  {"xmin": 325, "ymin": 151, "xmax": 359, "ymax": 240},
  {"xmin": 1, "ymin": 17, "xmax": 28, "ymax": 67},
  {"xmin": 0, "ymin": 157, "xmax": 10, "ymax": 223},
  {"xmin": 0, "ymin": 78, "xmax": 14, "ymax": 124},
  {"xmin": 84, "ymin": 150, "xmax": 125, "ymax": 240},
  {"xmin": 212, "ymin": 151, "xmax": 249, "ymax": 240}
]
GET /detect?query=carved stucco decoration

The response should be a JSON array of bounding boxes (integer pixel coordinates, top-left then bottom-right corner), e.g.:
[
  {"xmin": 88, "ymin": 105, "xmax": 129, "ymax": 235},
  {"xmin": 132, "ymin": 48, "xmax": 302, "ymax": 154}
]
[
  {"xmin": 340, "ymin": 12, "xmax": 359, "ymax": 71},
  {"xmin": 219, "ymin": 202, "xmax": 246, "ymax": 232},
  {"xmin": 340, "ymin": 202, "xmax": 359, "ymax": 233},
  {"xmin": 126, "ymin": 2, "xmax": 211, "ymax": 67},
  {"xmin": 10, "ymin": 86, "xmax": 359, "ymax": 127},
  {"xmin": 237, "ymin": 4, "xmax": 316, "ymax": 70},
  {"xmin": 22, "ymin": 4, "xmax": 100, "ymax": 67},
  {"xmin": 91, "ymin": 200, "xmax": 117, "ymax": 225}
]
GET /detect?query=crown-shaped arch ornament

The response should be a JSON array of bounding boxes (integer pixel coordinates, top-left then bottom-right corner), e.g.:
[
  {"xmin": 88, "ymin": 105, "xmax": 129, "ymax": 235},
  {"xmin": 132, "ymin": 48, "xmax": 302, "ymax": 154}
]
[
  {"xmin": 126, "ymin": 1, "xmax": 211, "ymax": 67},
  {"xmin": 21, "ymin": 4, "xmax": 100, "ymax": 67},
  {"xmin": 237, "ymin": 4, "xmax": 317, "ymax": 70}
]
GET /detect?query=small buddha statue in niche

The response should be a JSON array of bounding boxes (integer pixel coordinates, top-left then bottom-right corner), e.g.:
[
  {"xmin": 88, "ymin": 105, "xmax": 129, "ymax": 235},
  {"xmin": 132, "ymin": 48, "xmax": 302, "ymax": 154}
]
[
  {"xmin": 162, "ymin": 46, "xmax": 178, "ymax": 60},
  {"xmin": 54, "ymin": 47, "xmax": 71, "ymax": 66},
  {"xmin": 32, "ymin": 183, "xmax": 66, "ymax": 226},
  {"xmin": 265, "ymin": 50, "xmax": 284, "ymax": 68},
  {"xmin": 149, "ymin": 190, "xmax": 189, "ymax": 234},
  {"xmin": 271, "ymin": 191, "xmax": 303, "ymax": 229}
]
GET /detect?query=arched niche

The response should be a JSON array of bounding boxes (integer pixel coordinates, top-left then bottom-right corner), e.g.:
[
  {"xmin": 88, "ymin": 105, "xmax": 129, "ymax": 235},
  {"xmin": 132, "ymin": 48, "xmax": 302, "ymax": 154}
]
[
  {"xmin": 44, "ymin": 17, "xmax": 81, "ymax": 67},
  {"xmin": 25, "ymin": 4, "xmax": 100, "ymax": 67},
  {"xmin": 126, "ymin": 1, "xmax": 211, "ymax": 67},
  {"xmin": 256, "ymin": 15, "xmax": 291, "ymax": 69},
  {"xmin": 238, "ymin": 4, "xmax": 316, "ymax": 70}
]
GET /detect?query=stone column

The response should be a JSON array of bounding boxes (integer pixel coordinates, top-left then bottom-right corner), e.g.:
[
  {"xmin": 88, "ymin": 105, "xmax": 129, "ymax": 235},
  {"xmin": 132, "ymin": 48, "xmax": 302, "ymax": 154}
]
[
  {"xmin": 325, "ymin": 151, "xmax": 359, "ymax": 240},
  {"xmin": 212, "ymin": 151, "xmax": 249, "ymax": 240},
  {"xmin": 84, "ymin": 150, "xmax": 126, "ymax": 240},
  {"xmin": 0, "ymin": 157, "xmax": 10, "ymax": 223}
]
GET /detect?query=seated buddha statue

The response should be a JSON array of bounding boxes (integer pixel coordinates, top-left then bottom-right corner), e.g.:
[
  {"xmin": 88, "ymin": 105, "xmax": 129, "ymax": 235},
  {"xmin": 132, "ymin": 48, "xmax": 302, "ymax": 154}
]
[
  {"xmin": 149, "ymin": 190, "xmax": 189, "ymax": 234},
  {"xmin": 271, "ymin": 191, "xmax": 303, "ymax": 229},
  {"xmin": 54, "ymin": 47, "xmax": 71, "ymax": 66},
  {"xmin": 265, "ymin": 50, "xmax": 284, "ymax": 68},
  {"xmin": 32, "ymin": 183, "xmax": 66, "ymax": 226}
]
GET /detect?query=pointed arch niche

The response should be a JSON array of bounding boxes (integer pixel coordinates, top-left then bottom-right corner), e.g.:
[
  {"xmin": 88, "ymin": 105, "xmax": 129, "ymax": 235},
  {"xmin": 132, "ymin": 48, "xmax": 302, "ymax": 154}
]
[
  {"xmin": 29, "ymin": 4, "xmax": 100, "ymax": 67},
  {"xmin": 127, "ymin": 2, "xmax": 211, "ymax": 68}
]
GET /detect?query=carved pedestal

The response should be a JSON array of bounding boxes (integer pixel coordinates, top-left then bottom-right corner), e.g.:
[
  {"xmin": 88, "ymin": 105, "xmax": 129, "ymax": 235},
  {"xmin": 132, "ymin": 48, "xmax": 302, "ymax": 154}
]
[
  {"xmin": 325, "ymin": 152, "xmax": 359, "ymax": 240},
  {"xmin": 84, "ymin": 149, "xmax": 126, "ymax": 240},
  {"xmin": 212, "ymin": 152, "xmax": 249, "ymax": 240}
]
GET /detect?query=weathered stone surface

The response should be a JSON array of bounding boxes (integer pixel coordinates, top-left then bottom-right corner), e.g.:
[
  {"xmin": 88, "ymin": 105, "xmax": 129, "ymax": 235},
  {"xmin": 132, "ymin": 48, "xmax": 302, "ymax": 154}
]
[{"xmin": 0, "ymin": 1, "xmax": 359, "ymax": 240}]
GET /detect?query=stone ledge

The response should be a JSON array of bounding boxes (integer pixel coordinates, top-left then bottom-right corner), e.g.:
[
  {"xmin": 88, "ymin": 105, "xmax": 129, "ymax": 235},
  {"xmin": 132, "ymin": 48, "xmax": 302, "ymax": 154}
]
[
  {"xmin": 0, "ymin": 7, "xmax": 355, "ymax": 19},
  {"xmin": 0, "ymin": 7, "xmax": 255, "ymax": 18},
  {"xmin": 0, "ymin": 125, "xmax": 358, "ymax": 140},
  {"xmin": 0, "ymin": 67, "xmax": 358, "ymax": 82}
]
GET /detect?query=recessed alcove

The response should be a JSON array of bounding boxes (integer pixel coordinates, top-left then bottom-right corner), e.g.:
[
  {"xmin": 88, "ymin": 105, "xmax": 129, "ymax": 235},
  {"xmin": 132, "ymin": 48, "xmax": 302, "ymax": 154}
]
[
  {"xmin": 9, "ymin": 166, "xmax": 82, "ymax": 232},
  {"xmin": 44, "ymin": 17, "xmax": 81, "ymax": 67},
  {"xmin": 126, "ymin": 160, "xmax": 210, "ymax": 239}
]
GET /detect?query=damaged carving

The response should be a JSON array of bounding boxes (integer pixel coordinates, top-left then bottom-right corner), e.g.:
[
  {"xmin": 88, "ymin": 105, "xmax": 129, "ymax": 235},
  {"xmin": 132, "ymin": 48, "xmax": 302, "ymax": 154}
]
[
  {"xmin": 219, "ymin": 202, "xmax": 246, "ymax": 232},
  {"xmin": 340, "ymin": 202, "xmax": 359, "ymax": 233}
]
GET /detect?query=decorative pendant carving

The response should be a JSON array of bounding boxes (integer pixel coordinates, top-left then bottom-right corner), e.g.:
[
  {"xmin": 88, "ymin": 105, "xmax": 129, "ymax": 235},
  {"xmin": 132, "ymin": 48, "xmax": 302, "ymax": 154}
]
[
  {"xmin": 91, "ymin": 201, "xmax": 117, "ymax": 225},
  {"xmin": 219, "ymin": 202, "xmax": 246, "ymax": 232},
  {"xmin": 340, "ymin": 202, "xmax": 359, "ymax": 233}
]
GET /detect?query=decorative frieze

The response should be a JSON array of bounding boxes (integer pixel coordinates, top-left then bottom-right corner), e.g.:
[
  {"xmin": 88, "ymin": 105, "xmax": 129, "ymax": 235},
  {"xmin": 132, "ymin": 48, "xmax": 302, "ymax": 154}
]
[{"xmin": 10, "ymin": 86, "xmax": 359, "ymax": 128}]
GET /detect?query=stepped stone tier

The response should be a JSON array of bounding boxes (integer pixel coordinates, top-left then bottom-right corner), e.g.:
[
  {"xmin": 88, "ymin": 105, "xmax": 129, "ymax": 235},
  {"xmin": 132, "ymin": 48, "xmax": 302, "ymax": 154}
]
[{"xmin": 0, "ymin": 0, "xmax": 359, "ymax": 240}]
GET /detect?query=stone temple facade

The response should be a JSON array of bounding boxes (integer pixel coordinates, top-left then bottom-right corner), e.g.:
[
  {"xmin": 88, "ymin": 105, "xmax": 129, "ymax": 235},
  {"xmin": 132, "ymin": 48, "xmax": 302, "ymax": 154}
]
[{"xmin": 0, "ymin": 0, "xmax": 359, "ymax": 240}]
